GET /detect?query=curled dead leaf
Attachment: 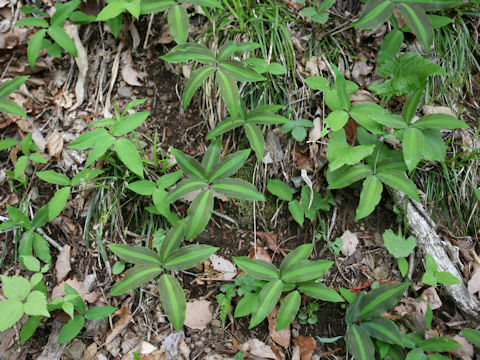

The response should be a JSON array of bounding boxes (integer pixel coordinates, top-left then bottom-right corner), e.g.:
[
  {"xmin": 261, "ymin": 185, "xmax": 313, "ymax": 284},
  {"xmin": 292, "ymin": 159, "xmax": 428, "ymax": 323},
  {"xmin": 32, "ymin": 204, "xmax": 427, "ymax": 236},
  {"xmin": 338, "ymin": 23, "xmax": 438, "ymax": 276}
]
[
  {"xmin": 249, "ymin": 246, "xmax": 271, "ymax": 262},
  {"xmin": 292, "ymin": 336, "xmax": 316, "ymax": 360},
  {"xmin": 105, "ymin": 297, "xmax": 133, "ymax": 345}
]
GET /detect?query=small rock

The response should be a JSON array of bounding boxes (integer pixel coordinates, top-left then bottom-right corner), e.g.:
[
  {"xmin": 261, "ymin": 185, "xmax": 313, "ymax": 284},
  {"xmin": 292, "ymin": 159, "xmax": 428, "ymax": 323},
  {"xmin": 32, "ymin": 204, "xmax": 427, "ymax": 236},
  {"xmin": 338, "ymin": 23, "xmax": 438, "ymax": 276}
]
[
  {"xmin": 84, "ymin": 318, "xmax": 108, "ymax": 337},
  {"xmin": 64, "ymin": 339, "xmax": 86, "ymax": 360},
  {"xmin": 178, "ymin": 341, "xmax": 190, "ymax": 359},
  {"xmin": 194, "ymin": 341, "xmax": 203, "ymax": 347},
  {"xmin": 200, "ymin": 336, "xmax": 206, "ymax": 342},
  {"xmin": 292, "ymin": 328, "xmax": 300, "ymax": 338},
  {"xmin": 146, "ymin": 88, "xmax": 154, "ymax": 96},
  {"xmin": 311, "ymin": 355, "xmax": 321, "ymax": 360},
  {"xmin": 95, "ymin": 354, "xmax": 108, "ymax": 360},
  {"xmin": 140, "ymin": 342, "xmax": 157, "ymax": 354},
  {"xmin": 117, "ymin": 86, "xmax": 132, "ymax": 99},
  {"xmin": 210, "ymin": 319, "xmax": 221, "ymax": 328}
]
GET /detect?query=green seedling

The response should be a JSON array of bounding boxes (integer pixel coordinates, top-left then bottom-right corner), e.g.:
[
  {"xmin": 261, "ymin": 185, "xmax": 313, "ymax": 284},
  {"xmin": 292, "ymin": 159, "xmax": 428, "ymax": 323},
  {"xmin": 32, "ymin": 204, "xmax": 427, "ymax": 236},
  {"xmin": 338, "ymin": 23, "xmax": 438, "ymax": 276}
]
[
  {"xmin": 300, "ymin": 0, "xmax": 335, "ymax": 24},
  {"xmin": 382, "ymin": 229, "xmax": 417, "ymax": 277},
  {"xmin": 280, "ymin": 118, "xmax": 314, "ymax": 142},
  {"xmin": 421, "ymin": 253, "xmax": 460, "ymax": 286},
  {"xmin": 298, "ymin": 302, "xmax": 319, "ymax": 325}
]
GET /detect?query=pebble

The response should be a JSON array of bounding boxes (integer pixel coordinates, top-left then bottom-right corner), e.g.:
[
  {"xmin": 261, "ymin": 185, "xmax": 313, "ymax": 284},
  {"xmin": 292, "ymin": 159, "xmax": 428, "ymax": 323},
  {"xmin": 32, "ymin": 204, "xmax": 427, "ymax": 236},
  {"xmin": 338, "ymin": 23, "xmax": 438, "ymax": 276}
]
[
  {"xmin": 64, "ymin": 340, "xmax": 86, "ymax": 360},
  {"xmin": 195, "ymin": 341, "xmax": 203, "ymax": 347},
  {"xmin": 118, "ymin": 86, "xmax": 132, "ymax": 99},
  {"xmin": 292, "ymin": 328, "xmax": 300, "ymax": 338},
  {"xmin": 192, "ymin": 334, "xmax": 199, "ymax": 341},
  {"xmin": 210, "ymin": 319, "xmax": 221, "ymax": 328},
  {"xmin": 146, "ymin": 88, "xmax": 154, "ymax": 96},
  {"xmin": 200, "ymin": 336, "xmax": 206, "ymax": 342}
]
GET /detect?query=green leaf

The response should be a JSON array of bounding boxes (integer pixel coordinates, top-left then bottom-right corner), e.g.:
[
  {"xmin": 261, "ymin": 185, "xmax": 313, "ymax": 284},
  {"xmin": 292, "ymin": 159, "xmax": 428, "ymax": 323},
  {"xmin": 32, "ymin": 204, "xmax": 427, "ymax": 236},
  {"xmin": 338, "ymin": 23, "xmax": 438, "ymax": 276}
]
[
  {"xmin": 0, "ymin": 299, "xmax": 24, "ymax": 331},
  {"xmin": 267, "ymin": 179, "xmax": 292, "ymax": 201},
  {"xmin": 7, "ymin": 204, "xmax": 31, "ymax": 229},
  {"xmin": 140, "ymin": 0, "xmax": 175, "ymax": 14},
  {"xmin": 33, "ymin": 233, "xmax": 51, "ymax": 264},
  {"xmin": 216, "ymin": 69, "xmax": 241, "ymax": 119},
  {"xmin": 112, "ymin": 111, "xmax": 149, "ymax": 136},
  {"xmin": 406, "ymin": 348, "xmax": 427, "ymax": 360},
  {"xmin": 357, "ymin": 283, "xmax": 410, "ymax": 321},
  {"xmin": 419, "ymin": 337, "xmax": 460, "ymax": 352},
  {"xmin": 106, "ymin": 14, "xmax": 123, "ymax": 38},
  {"xmin": 412, "ymin": 113, "xmax": 469, "ymax": 130},
  {"xmin": 398, "ymin": 3, "xmax": 432, "ymax": 53},
  {"xmin": 377, "ymin": 170, "xmax": 419, "ymax": 201},
  {"xmin": 325, "ymin": 110, "xmax": 349, "ymax": 131},
  {"xmin": 298, "ymin": 282, "xmax": 343, "ymax": 302},
  {"xmin": 0, "ymin": 138, "xmax": 17, "ymax": 151},
  {"xmin": 57, "ymin": 315, "xmax": 84, "ymax": 344},
  {"xmin": 15, "ymin": 17, "xmax": 49, "ymax": 28},
  {"xmin": 109, "ymin": 244, "xmax": 162, "ymax": 265},
  {"xmin": 158, "ymin": 274, "xmax": 186, "ymax": 331},
  {"xmin": 217, "ymin": 41, "xmax": 236, "ymax": 62},
  {"xmin": 188, "ymin": 0, "xmax": 223, "ymax": 8},
  {"xmin": 126, "ymin": 180, "xmax": 156, "ymax": 195},
  {"xmin": 333, "ymin": 66, "xmax": 350, "ymax": 111},
  {"xmin": 326, "ymin": 129, "xmax": 375, "ymax": 171},
  {"xmin": 403, "ymin": 127, "xmax": 424, "ymax": 172},
  {"xmin": 206, "ymin": 118, "xmax": 245, "ymax": 140},
  {"xmin": 352, "ymin": 0, "xmax": 394, "ymax": 29},
  {"xmin": 112, "ymin": 262, "xmax": 125, "ymax": 275},
  {"xmin": 398, "ymin": 257, "xmax": 408, "ymax": 277},
  {"xmin": 402, "ymin": 88, "xmax": 424, "ymax": 123},
  {"xmin": 168, "ymin": 5, "xmax": 188, "ymax": 44},
  {"xmin": 349, "ymin": 103, "xmax": 387, "ymax": 134},
  {"xmin": 245, "ymin": 57, "xmax": 268, "ymax": 74},
  {"xmin": 345, "ymin": 290, "xmax": 365, "ymax": 324},
  {"xmin": 219, "ymin": 60, "xmax": 266, "ymax": 82},
  {"xmin": 327, "ymin": 164, "xmax": 372, "ymax": 190},
  {"xmin": 234, "ymin": 293, "xmax": 257, "ymax": 317},
  {"xmin": 84, "ymin": 306, "xmax": 117, "ymax": 320},
  {"xmin": 249, "ymin": 279, "xmax": 282, "ymax": 328},
  {"xmin": 97, "ymin": 0, "xmax": 126, "ymax": 20},
  {"xmin": 345, "ymin": 324, "xmax": 375, "ymax": 360},
  {"xmin": 20, "ymin": 316, "xmax": 42, "ymax": 344},
  {"xmin": 288, "ymin": 200, "xmax": 304, "ymax": 226},
  {"xmin": 378, "ymin": 29, "xmax": 403, "ymax": 66},
  {"xmin": 20, "ymin": 255, "xmax": 41, "ymax": 272},
  {"xmin": 281, "ymin": 260, "xmax": 333, "ymax": 283},
  {"xmin": 461, "ymin": 329, "xmax": 480, "ymax": 347},
  {"xmin": 212, "ymin": 178, "xmax": 265, "ymax": 201},
  {"xmin": 47, "ymin": 26, "xmax": 77, "ymax": 56},
  {"xmin": 276, "ymin": 290, "xmax": 301, "ymax": 331},
  {"xmin": 115, "ymin": 138, "xmax": 144, "ymax": 178},
  {"xmin": 185, "ymin": 190, "xmax": 213, "ymax": 240},
  {"xmin": 69, "ymin": 128, "xmax": 110, "ymax": 149},
  {"xmin": 27, "ymin": 29, "xmax": 46, "ymax": 68},
  {"xmin": 0, "ymin": 76, "xmax": 28, "ymax": 98},
  {"xmin": 160, "ymin": 221, "xmax": 185, "ymax": 263},
  {"xmin": 370, "ymin": 112, "xmax": 407, "ymax": 129},
  {"xmin": 69, "ymin": 11, "xmax": 96, "ymax": 24},
  {"xmin": 51, "ymin": 0, "xmax": 81, "ymax": 26},
  {"xmin": 1, "ymin": 275, "xmax": 31, "ymax": 300},
  {"xmin": 244, "ymin": 123, "xmax": 265, "ymax": 162},
  {"xmin": 156, "ymin": 171, "xmax": 182, "ymax": 189},
  {"xmin": 62, "ymin": 301, "xmax": 75, "ymax": 319},
  {"xmin": 279, "ymin": 244, "xmax": 312, "ymax": 272},
  {"xmin": 182, "ymin": 65, "xmax": 216, "ymax": 108},
  {"xmin": 383, "ymin": 229, "xmax": 416, "ymax": 258},
  {"xmin": 172, "ymin": 148, "xmax": 205, "ymax": 179},
  {"xmin": 390, "ymin": 0, "xmax": 462, "ymax": 10},
  {"xmin": 291, "ymin": 126, "xmax": 307, "ymax": 141},
  {"xmin": 48, "ymin": 187, "xmax": 70, "ymax": 221},
  {"xmin": 109, "ymin": 265, "xmax": 163, "ymax": 296},
  {"xmin": 427, "ymin": 354, "xmax": 450, "ymax": 360},
  {"xmin": 161, "ymin": 43, "xmax": 216, "ymax": 64},
  {"xmin": 165, "ymin": 178, "xmax": 208, "ymax": 203},
  {"xmin": 355, "ymin": 176, "xmax": 383, "ymax": 221},
  {"xmin": 19, "ymin": 230, "xmax": 34, "ymax": 257},
  {"xmin": 360, "ymin": 317, "xmax": 403, "ymax": 345},
  {"xmin": 37, "ymin": 170, "xmax": 71, "ymax": 186},
  {"xmin": 422, "ymin": 271, "xmax": 437, "ymax": 286},
  {"xmin": 124, "ymin": 0, "xmax": 141, "ymax": 18},
  {"xmin": 208, "ymin": 149, "xmax": 250, "ymax": 182},
  {"xmin": 421, "ymin": 129, "xmax": 446, "ymax": 162},
  {"xmin": 165, "ymin": 244, "xmax": 218, "ymax": 271},
  {"xmin": 305, "ymin": 76, "xmax": 329, "ymax": 91},
  {"xmin": 24, "ymin": 291, "xmax": 49, "ymax": 316},
  {"xmin": 0, "ymin": 98, "xmax": 27, "ymax": 117},
  {"xmin": 267, "ymin": 62, "xmax": 286, "ymax": 75},
  {"xmin": 435, "ymin": 271, "xmax": 460, "ymax": 285},
  {"xmin": 233, "ymin": 257, "xmax": 280, "ymax": 281}
]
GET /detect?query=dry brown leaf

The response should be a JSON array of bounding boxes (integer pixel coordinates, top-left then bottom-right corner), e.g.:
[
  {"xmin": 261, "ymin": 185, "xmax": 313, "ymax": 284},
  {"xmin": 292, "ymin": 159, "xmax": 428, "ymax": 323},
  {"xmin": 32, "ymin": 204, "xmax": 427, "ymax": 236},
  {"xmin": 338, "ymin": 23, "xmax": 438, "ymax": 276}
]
[
  {"xmin": 141, "ymin": 350, "xmax": 166, "ymax": 360},
  {"xmin": 292, "ymin": 148, "xmax": 313, "ymax": 172},
  {"xmin": 82, "ymin": 342, "xmax": 97, "ymax": 360},
  {"xmin": 467, "ymin": 266, "xmax": 480, "ymax": 295},
  {"xmin": 46, "ymin": 130, "xmax": 63, "ymax": 159},
  {"xmin": 256, "ymin": 232, "xmax": 286, "ymax": 256},
  {"xmin": 450, "ymin": 334, "xmax": 474, "ymax": 360},
  {"xmin": 55, "ymin": 91, "xmax": 74, "ymax": 109},
  {"xmin": 267, "ymin": 307, "xmax": 290, "ymax": 348},
  {"xmin": 51, "ymin": 278, "xmax": 99, "ymax": 303},
  {"xmin": 184, "ymin": 300, "xmax": 212, "ymax": 330},
  {"xmin": 209, "ymin": 254, "xmax": 237, "ymax": 280},
  {"xmin": 420, "ymin": 287, "xmax": 442, "ymax": 310},
  {"xmin": 32, "ymin": 129, "xmax": 46, "ymax": 153},
  {"xmin": 105, "ymin": 298, "xmax": 133, "ymax": 345},
  {"xmin": 246, "ymin": 339, "xmax": 277, "ymax": 359},
  {"xmin": 292, "ymin": 336, "xmax": 316, "ymax": 360},
  {"xmin": 291, "ymin": 345, "xmax": 300, "ymax": 360},
  {"xmin": 121, "ymin": 50, "xmax": 146, "ymax": 86},
  {"xmin": 340, "ymin": 230, "xmax": 358, "ymax": 257},
  {"xmin": 55, "ymin": 245, "xmax": 71, "ymax": 283},
  {"xmin": 249, "ymin": 246, "xmax": 271, "ymax": 262}
]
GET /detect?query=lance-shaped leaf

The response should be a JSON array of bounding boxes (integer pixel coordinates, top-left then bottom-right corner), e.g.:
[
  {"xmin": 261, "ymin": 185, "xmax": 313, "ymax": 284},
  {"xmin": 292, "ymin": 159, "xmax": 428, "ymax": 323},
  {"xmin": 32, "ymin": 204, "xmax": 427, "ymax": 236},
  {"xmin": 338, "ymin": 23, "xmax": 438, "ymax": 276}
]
[
  {"xmin": 109, "ymin": 244, "xmax": 162, "ymax": 265},
  {"xmin": 461, "ymin": 329, "xmax": 480, "ymax": 347},
  {"xmin": 208, "ymin": 149, "xmax": 250, "ymax": 182},
  {"xmin": 160, "ymin": 221, "xmax": 185, "ymax": 262},
  {"xmin": 171, "ymin": 148, "xmax": 205, "ymax": 179},
  {"xmin": 212, "ymin": 178, "xmax": 265, "ymax": 201},
  {"xmin": 403, "ymin": 127, "xmax": 424, "ymax": 172},
  {"xmin": 288, "ymin": 200, "xmax": 304, "ymax": 226},
  {"xmin": 412, "ymin": 113, "xmax": 469, "ymax": 130},
  {"xmin": 276, "ymin": 290, "xmax": 301, "ymax": 331},
  {"xmin": 332, "ymin": 66, "xmax": 350, "ymax": 111},
  {"xmin": 156, "ymin": 171, "xmax": 182, "ymax": 189},
  {"xmin": 0, "ymin": 98, "xmax": 27, "ymax": 118},
  {"xmin": 377, "ymin": 170, "xmax": 419, "ymax": 201},
  {"xmin": 112, "ymin": 111, "xmax": 149, "ymax": 136},
  {"xmin": 110, "ymin": 265, "xmax": 163, "ymax": 295},
  {"xmin": 165, "ymin": 178, "xmax": 208, "ymax": 203},
  {"xmin": 51, "ymin": 0, "xmax": 81, "ymax": 26},
  {"xmin": 168, "ymin": 5, "xmax": 188, "ymax": 44},
  {"xmin": 326, "ymin": 129, "xmax": 375, "ymax": 171},
  {"xmin": 37, "ymin": 170, "xmax": 71, "ymax": 186},
  {"xmin": 327, "ymin": 164, "xmax": 372, "ymax": 190},
  {"xmin": 219, "ymin": 60, "xmax": 266, "ymax": 82},
  {"xmin": 161, "ymin": 43, "xmax": 216, "ymax": 64},
  {"xmin": 69, "ymin": 128, "xmax": 110, "ymax": 149},
  {"xmin": 298, "ymin": 282, "xmax": 344, "ymax": 302},
  {"xmin": 189, "ymin": 0, "xmax": 223, "ymax": 8},
  {"xmin": 47, "ymin": 26, "xmax": 77, "ymax": 56},
  {"xmin": 345, "ymin": 324, "xmax": 375, "ymax": 360},
  {"xmin": 360, "ymin": 317, "xmax": 403, "ymax": 345},
  {"xmin": 140, "ymin": 0, "xmax": 176, "ymax": 14},
  {"xmin": 349, "ymin": 103, "xmax": 385, "ymax": 134},
  {"xmin": 202, "ymin": 138, "xmax": 222, "ymax": 177},
  {"xmin": 127, "ymin": 180, "xmax": 156, "ymax": 195},
  {"xmin": 244, "ymin": 123, "xmax": 265, "ymax": 162},
  {"xmin": 355, "ymin": 175, "xmax": 383, "ymax": 221},
  {"xmin": 217, "ymin": 41, "xmax": 236, "ymax": 62},
  {"xmin": 281, "ymin": 260, "xmax": 333, "ymax": 283},
  {"xmin": 0, "ymin": 76, "xmax": 28, "ymax": 98},
  {"xmin": 234, "ymin": 293, "xmax": 258, "ymax": 317},
  {"xmin": 279, "ymin": 243, "xmax": 312, "ymax": 272},
  {"xmin": 267, "ymin": 179, "xmax": 293, "ymax": 201},
  {"xmin": 351, "ymin": 0, "xmax": 394, "ymax": 29},
  {"xmin": 84, "ymin": 306, "xmax": 117, "ymax": 320},
  {"xmin": 216, "ymin": 69, "xmax": 241, "ymax": 119},
  {"xmin": 48, "ymin": 187, "xmax": 71, "ymax": 221},
  {"xmin": 345, "ymin": 290, "xmax": 365, "ymax": 325},
  {"xmin": 246, "ymin": 111, "xmax": 288, "ymax": 125},
  {"xmin": 233, "ymin": 257, "xmax": 280, "ymax": 281},
  {"xmin": 419, "ymin": 337, "xmax": 461, "ymax": 352},
  {"xmin": 183, "ymin": 65, "xmax": 216, "ymax": 109},
  {"xmin": 369, "ymin": 112, "xmax": 407, "ymax": 129},
  {"xmin": 402, "ymin": 88, "xmax": 424, "ymax": 123},
  {"xmin": 185, "ymin": 190, "xmax": 213, "ymax": 240},
  {"xmin": 378, "ymin": 29, "xmax": 403, "ymax": 66},
  {"xmin": 27, "ymin": 29, "xmax": 47, "ymax": 68},
  {"xmin": 206, "ymin": 118, "xmax": 245, "ymax": 140},
  {"xmin": 165, "ymin": 244, "xmax": 218, "ymax": 270},
  {"xmin": 58, "ymin": 315, "xmax": 84, "ymax": 343},
  {"xmin": 158, "ymin": 274, "xmax": 186, "ymax": 331},
  {"xmin": 249, "ymin": 279, "xmax": 282, "ymax": 328},
  {"xmin": 115, "ymin": 138, "xmax": 144, "ymax": 178},
  {"xmin": 398, "ymin": 3, "xmax": 432, "ymax": 52},
  {"xmin": 391, "ymin": 0, "xmax": 462, "ymax": 10},
  {"xmin": 357, "ymin": 283, "xmax": 410, "ymax": 321}
]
